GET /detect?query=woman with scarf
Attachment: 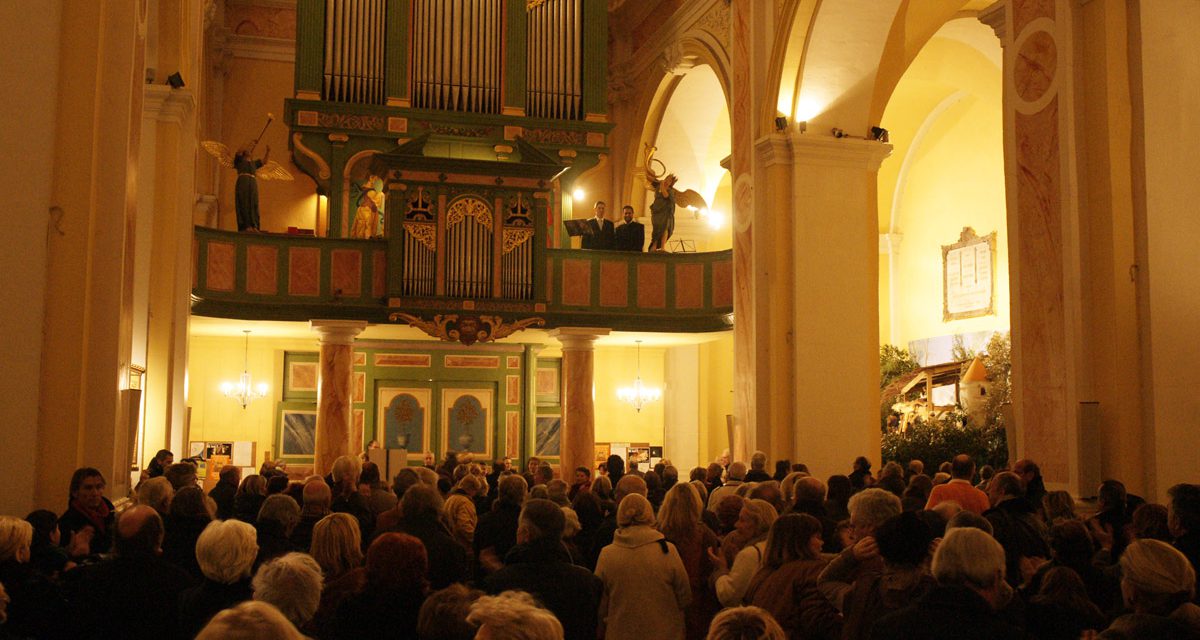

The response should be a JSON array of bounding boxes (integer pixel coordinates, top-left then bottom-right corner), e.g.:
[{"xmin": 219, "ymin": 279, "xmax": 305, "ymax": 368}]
[{"xmin": 57, "ymin": 467, "xmax": 114, "ymax": 557}]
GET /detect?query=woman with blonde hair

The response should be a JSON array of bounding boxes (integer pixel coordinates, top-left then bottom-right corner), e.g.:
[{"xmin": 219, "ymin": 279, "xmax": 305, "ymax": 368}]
[
  {"xmin": 196, "ymin": 601, "xmax": 306, "ymax": 640},
  {"xmin": 311, "ymin": 513, "xmax": 363, "ymax": 581},
  {"xmin": 0, "ymin": 516, "xmax": 68, "ymax": 638},
  {"xmin": 595, "ymin": 494, "xmax": 692, "ymax": 640},
  {"xmin": 708, "ymin": 499, "xmax": 778, "ymax": 607},
  {"xmin": 444, "ymin": 473, "xmax": 486, "ymax": 551},
  {"xmin": 705, "ymin": 606, "xmax": 786, "ymax": 640},
  {"xmin": 657, "ymin": 483, "xmax": 721, "ymax": 639}
]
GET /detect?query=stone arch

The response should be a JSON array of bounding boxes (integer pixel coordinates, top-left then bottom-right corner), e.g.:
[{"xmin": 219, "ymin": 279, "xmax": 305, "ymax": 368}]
[{"xmin": 619, "ymin": 32, "xmax": 732, "ymax": 217}]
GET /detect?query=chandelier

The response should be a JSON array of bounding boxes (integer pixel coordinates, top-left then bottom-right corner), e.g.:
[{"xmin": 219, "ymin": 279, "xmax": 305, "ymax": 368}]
[
  {"xmin": 616, "ymin": 340, "xmax": 661, "ymax": 412},
  {"xmin": 221, "ymin": 330, "xmax": 269, "ymax": 409}
]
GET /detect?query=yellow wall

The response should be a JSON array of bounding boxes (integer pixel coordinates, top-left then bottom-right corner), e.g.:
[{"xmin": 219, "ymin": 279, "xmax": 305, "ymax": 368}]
[
  {"xmin": 218, "ymin": 57, "xmax": 316, "ymax": 233},
  {"xmin": 187, "ymin": 335, "xmax": 320, "ymax": 462},
  {"xmin": 699, "ymin": 333, "xmax": 735, "ymax": 466},
  {"xmin": 878, "ymin": 27, "xmax": 1009, "ymax": 348},
  {"xmin": 592, "ymin": 346, "xmax": 666, "ymax": 445}
]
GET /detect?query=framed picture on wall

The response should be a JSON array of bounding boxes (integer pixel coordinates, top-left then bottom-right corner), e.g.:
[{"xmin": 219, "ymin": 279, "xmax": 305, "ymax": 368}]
[
  {"xmin": 442, "ymin": 387, "xmax": 494, "ymax": 459},
  {"xmin": 594, "ymin": 443, "xmax": 610, "ymax": 467},
  {"xmin": 278, "ymin": 406, "xmax": 317, "ymax": 459},
  {"xmin": 535, "ymin": 415, "xmax": 561, "ymax": 457},
  {"xmin": 377, "ymin": 386, "xmax": 431, "ymax": 458}
]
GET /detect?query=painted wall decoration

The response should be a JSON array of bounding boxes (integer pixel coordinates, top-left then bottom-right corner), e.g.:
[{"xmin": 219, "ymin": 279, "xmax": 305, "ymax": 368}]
[
  {"xmin": 442, "ymin": 388, "xmax": 494, "ymax": 458},
  {"xmin": 506, "ymin": 375, "xmax": 521, "ymax": 404},
  {"xmin": 375, "ymin": 353, "xmax": 431, "ymax": 367},
  {"xmin": 354, "ymin": 372, "xmax": 366, "ymax": 402},
  {"xmin": 535, "ymin": 415, "xmax": 561, "ymax": 456},
  {"xmin": 280, "ymin": 409, "xmax": 317, "ymax": 457},
  {"xmin": 379, "ymin": 387, "xmax": 431, "ymax": 456},
  {"xmin": 288, "ymin": 361, "xmax": 318, "ymax": 392},
  {"xmin": 506, "ymin": 411, "xmax": 520, "ymax": 459},
  {"xmin": 506, "ymin": 356, "xmax": 521, "ymax": 369},
  {"xmin": 536, "ymin": 366, "xmax": 560, "ymax": 405}
]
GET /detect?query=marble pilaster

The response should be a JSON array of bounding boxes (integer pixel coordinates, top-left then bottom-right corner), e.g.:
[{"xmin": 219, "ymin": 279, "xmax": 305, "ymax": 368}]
[
  {"xmin": 311, "ymin": 320, "xmax": 366, "ymax": 475},
  {"xmin": 551, "ymin": 328, "xmax": 609, "ymax": 480}
]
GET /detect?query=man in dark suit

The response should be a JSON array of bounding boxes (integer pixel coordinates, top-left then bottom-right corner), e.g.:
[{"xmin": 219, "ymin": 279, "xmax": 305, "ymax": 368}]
[
  {"xmin": 614, "ymin": 205, "xmax": 645, "ymax": 252},
  {"xmin": 581, "ymin": 200, "xmax": 615, "ymax": 250}
]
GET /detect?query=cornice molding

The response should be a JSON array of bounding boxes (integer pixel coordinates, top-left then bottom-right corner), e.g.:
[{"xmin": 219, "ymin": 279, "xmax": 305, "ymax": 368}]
[
  {"xmin": 979, "ymin": 1, "xmax": 1006, "ymax": 41},
  {"xmin": 226, "ymin": 32, "xmax": 294, "ymax": 62},
  {"xmin": 143, "ymin": 85, "xmax": 196, "ymax": 124}
]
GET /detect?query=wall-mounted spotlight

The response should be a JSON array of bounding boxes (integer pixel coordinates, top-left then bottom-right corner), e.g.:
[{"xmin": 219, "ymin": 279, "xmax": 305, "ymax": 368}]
[
  {"xmin": 167, "ymin": 72, "xmax": 185, "ymax": 89},
  {"xmin": 871, "ymin": 126, "xmax": 890, "ymax": 143},
  {"xmin": 832, "ymin": 128, "xmax": 846, "ymax": 138},
  {"xmin": 774, "ymin": 116, "xmax": 788, "ymax": 132}
]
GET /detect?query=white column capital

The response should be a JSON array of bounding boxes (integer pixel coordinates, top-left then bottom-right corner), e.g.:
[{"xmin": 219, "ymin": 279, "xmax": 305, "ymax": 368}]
[
  {"xmin": 788, "ymin": 133, "xmax": 892, "ymax": 171},
  {"xmin": 310, "ymin": 320, "xmax": 368, "ymax": 345},
  {"xmin": 143, "ymin": 85, "xmax": 195, "ymax": 124},
  {"xmin": 550, "ymin": 328, "xmax": 610, "ymax": 350}
]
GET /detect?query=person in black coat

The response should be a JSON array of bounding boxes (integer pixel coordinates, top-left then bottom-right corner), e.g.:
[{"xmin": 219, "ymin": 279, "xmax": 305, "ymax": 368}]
[
  {"xmin": 58, "ymin": 467, "xmax": 116, "ymax": 557},
  {"xmin": 254, "ymin": 494, "xmax": 300, "ymax": 569},
  {"xmin": 613, "ymin": 205, "xmax": 645, "ymax": 252},
  {"xmin": 0, "ymin": 516, "xmax": 69, "ymax": 639},
  {"xmin": 376, "ymin": 484, "xmax": 467, "ymax": 589},
  {"xmin": 481, "ymin": 499, "xmax": 603, "ymax": 640},
  {"xmin": 161, "ymin": 486, "xmax": 214, "ymax": 581},
  {"xmin": 581, "ymin": 201, "xmax": 615, "ymax": 250},
  {"xmin": 177, "ymin": 519, "xmax": 258, "ymax": 638},
  {"xmin": 330, "ymin": 533, "xmax": 428, "ymax": 640},
  {"xmin": 984, "ymin": 472, "xmax": 1050, "ymax": 587},
  {"xmin": 66, "ymin": 505, "xmax": 196, "ymax": 638},
  {"xmin": 474, "ymin": 475, "xmax": 527, "ymax": 577},
  {"xmin": 207, "ymin": 465, "xmax": 240, "ymax": 520}
]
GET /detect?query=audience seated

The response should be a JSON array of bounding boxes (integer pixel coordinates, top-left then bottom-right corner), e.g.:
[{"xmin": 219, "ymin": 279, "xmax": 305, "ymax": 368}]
[
  {"xmin": 0, "ymin": 515, "xmax": 67, "ymax": 638},
  {"xmin": 1168, "ymin": 483, "xmax": 1200, "ymax": 584},
  {"xmin": 58, "ymin": 467, "xmax": 115, "ymax": 556},
  {"xmin": 178, "ymin": 519, "xmax": 259, "ymax": 637},
  {"xmin": 444, "ymin": 473, "xmax": 486, "ymax": 551},
  {"xmin": 290, "ymin": 479, "xmax": 332, "ymax": 551},
  {"xmin": 474, "ymin": 474, "xmax": 528, "ymax": 576},
  {"xmin": 162, "ymin": 485, "xmax": 214, "ymax": 580},
  {"xmin": 707, "ymin": 463, "xmax": 747, "ymax": 512},
  {"xmin": 710, "ymin": 498, "xmax": 778, "ymax": 607},
  {"xmin": 417, "ymin": 584, "xmax": 482, "ymax": 640},
  {"xmin": 1025, "ymin": 566, "xmax": 1107, "ymax": 639},
  {"xmin": 310, "ymin": 513, "xmax": 363, "ymax": 582},
  {"xmin": 468, "ymin": 590, "xmax": 564, "ymax": 640},
  {"xmin": 253, "ymin": 494, "xmax": 300, "ymax": 567},
  {"xmin": 705, "ymin": 605, "xmax": 786, "ymax": 640},
  {"xmin": 874, "ymin": 527, "xmax": 1020, "ymax": 639},
  {"xmin": 817, "ymin": 488, "xmax": 902, "ymax": 611},
  {"xmin": 589, "ymin": 473, "xmax": 648, "ymax": 569},
  {"xmin": 983, "ymin": 471, "xmax": 1050, "ymax": 587},
  {"xmin": 1102, "ymin": 539, "xmax": 1200, "ymax": 639},
  {"xmin": 68, "ymin": 505, "xmax": 194, "ymax": 637},
  {"xmin": 789, "ymin": 476, "xmax": 842, "ymax": 553},
  {"xmin": 596, "ymin": 494, "xmax": 691, "ymax": 640},
  {"xmin": 481, "ymin": 498, "xmax": 602, "ymax": 640},
  {"xmin": 329, "ymin": 532, "xmax": 428, "ymax": 639},
  {"xmin": 164, "ymin": 462, "xmax": 200, "ymax": 492},
  {"xmin": 250, "ymin": 552, "xmax": 323, "ymax": 631},
  {"xmin": 743, "ymin": 514, "xmax": 840, "ymax": 638},
  {"xmin": 924, "ymin": 455, "xmax": 990, "ymax": 514},
  {"xmin": 383, "ymin": 484, "xmax": 468, "ymax": 588},
  {"xmin": 208, "ymin": 465, "xmax": 241, "ymax": 520},
  {"xmin": 195, "ymin": 600, "xmax": 306, "ymax": 640},
  {"xmin": 233, "ymin": 475, "xmax": 268, "ymax": 525},
  {"xmin": 357, "ymin": 462, "xmax": 397, "ymax": 515},
  {"xmin": 745, "ymin": 451, "xmax": 772, "ymax": 483},
  {"xmin": 656, "ymin": 483, "xmax": 721, "ymax": 640}
]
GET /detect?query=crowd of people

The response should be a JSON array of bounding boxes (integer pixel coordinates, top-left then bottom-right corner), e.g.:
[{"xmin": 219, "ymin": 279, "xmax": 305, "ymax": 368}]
[{"xmin": 1, "ymin": 446, "xmax": 1200, "ymax": 639}]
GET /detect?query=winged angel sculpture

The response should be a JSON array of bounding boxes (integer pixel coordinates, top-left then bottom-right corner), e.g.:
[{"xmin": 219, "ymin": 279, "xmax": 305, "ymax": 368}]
[
  {"xmin": 201, "ymin": 114, "xmax": 293, "ymax": 232},
  {"xmin": 644, "ymin": 144, "xmax": 707, "ymax": 251}
]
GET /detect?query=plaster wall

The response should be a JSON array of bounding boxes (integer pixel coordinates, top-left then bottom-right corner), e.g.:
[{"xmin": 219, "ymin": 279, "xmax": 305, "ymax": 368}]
[
  {"xmin": 592, "ymin": 346, "xmax": 667, "ymax": 447},
  {"xmin": 878, "ymin": 32, "xmax": 1009, "ymax": 349},
  {"xmin": 0, "ymin": 0, "xmax": 61, "ymax": 516}
]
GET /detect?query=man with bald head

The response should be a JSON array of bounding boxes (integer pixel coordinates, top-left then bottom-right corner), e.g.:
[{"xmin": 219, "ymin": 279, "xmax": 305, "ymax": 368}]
[
  {"xmin": 587, "ymin": 474, "xmax": 649, "ymax": 569},
  {"xmin": 68, "ymin": 505, "xmax": 195, "ymax": 636},
  {"xmin": 289, "ymin": 479, "xmax": 332, "ymax": 551},
  {"xmin": 925, "ymin": 454, "xmax": 990, "ymax": 514}
]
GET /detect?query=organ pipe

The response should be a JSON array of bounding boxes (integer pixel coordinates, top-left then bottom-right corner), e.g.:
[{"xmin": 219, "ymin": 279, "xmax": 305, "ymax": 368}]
[
  {"xmin": 410, "ymin": 0, "xmax": 502, "ymax": 113},
  {"xmin": 323, "ymin": 0, "xmax": 385, "ymax": 104},
  {"xmin": 526, "ymin": 0, "xmax": 582, "ymax": 119}
]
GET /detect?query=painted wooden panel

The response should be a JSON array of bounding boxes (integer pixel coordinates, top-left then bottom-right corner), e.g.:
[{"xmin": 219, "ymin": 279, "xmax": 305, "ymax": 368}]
[
  {"xmin": 245, "ymin": 245, "xmax": 278, "ymax": 295},
  {"xmin": 674, "ymin": 263, "xmax": 703, "ymax": 309},
  {"xmin": 373, "ymin": 250, "xmax": 387, "ymax": 297},
  {"xmin": 206, "ymin": 241, "xmax": 236, "ymax": 292},
  {"xmin": 561, "ymin": 259, "xmax": 592, "ymax": 306},
  {"xmin": 288, "ymin": 247, "xmax": 321, "ymax": 296},
  {"xmin": 712, "ymin": 260, "xmax": 733, "ymax": 307},
  {"xmin": 637, "ymin": 262, "xmax": 666, "ymax": 308},
  {"xmin": 599, "ymin": 260, "xmax": 628, "ymax": 307},
  {"xmin": 375, "ymin": 353, "xmax": 431, "ymax": 367},
  {"xmin": 331, "ymin": 249, "xmax": 363, "ymax": 297}
]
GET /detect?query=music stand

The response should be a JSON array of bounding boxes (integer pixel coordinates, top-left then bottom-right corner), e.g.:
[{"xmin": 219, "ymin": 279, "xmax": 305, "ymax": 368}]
[{"xmin": 563, "ymin": 219, "xmax": 593, "ymax": 238}]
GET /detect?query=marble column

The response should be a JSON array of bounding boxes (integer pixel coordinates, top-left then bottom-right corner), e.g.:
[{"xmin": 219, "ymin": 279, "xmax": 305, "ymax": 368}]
[
  {"xmin": 311, "ymin": 320, "xmax": 366, "ymax": 475},
  {"xmin": 551, "ymin": 328, "xmax": 609, "ymax": 480}
]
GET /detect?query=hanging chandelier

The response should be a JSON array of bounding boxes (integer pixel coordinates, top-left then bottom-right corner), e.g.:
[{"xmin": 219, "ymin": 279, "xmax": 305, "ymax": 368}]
[
  {"xmin": 221, "ymin": 330, "xmax": 269, "ymax": 409},
  {"xmin": 617, "ymin": 340, "xmax": 661, "ymax": 412}
]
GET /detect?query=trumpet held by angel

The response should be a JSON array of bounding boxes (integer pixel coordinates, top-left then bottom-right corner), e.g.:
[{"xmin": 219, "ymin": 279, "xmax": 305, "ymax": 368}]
[
  {"xmin": 644, "ymin": 144, "xmax": 707, "ymax": 252},
  {"xmin": 201, "ymin": 113, "xmax": 293, "ymax": 232}
]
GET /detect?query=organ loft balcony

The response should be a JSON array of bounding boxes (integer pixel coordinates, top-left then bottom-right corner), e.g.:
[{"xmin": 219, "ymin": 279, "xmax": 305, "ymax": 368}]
[{"xmin": 192, "ymin": 0, "xmax": 734, "ymax": 336}]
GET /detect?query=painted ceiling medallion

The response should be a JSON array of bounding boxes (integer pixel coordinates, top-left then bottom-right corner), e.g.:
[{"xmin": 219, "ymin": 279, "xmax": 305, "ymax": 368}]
[{"xmin": 390, "ymin": 313, "xmax": 545, "ymax": 346}]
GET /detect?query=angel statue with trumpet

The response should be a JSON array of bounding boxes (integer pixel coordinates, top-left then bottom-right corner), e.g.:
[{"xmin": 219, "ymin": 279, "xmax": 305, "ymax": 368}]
[
  {"xmin": 644, "ymin": 144, "xmax": 707, "ymax": 252},
  {"xmin": 202, "ymin": 114, "xmax": 293, "ymax": 232}
]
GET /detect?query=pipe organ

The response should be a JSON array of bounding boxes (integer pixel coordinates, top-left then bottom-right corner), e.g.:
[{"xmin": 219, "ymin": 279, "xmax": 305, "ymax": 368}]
[
  {"xmin": 322, "ymin": 0, "xmax": 387, "ymax": 104},
  {"xmin": 411, "ymin": 0, "xmax": 504, "ymax": 113},
  {"xmin": 526, "ymin": 0, "xmax": 583, "ymax": 120}
]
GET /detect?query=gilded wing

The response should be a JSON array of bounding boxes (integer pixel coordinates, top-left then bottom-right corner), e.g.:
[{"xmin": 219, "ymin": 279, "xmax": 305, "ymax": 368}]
[
  {"xmin": 255, "ymin": 161, "xmax": 294, "ymax": 181},
  {"xmin": 200, "ymin": 141, "xmax": 235, "ymax": 168},
  {"xmin": 674, "ymin": 188, "xmax": 709, "ymax": 211}
]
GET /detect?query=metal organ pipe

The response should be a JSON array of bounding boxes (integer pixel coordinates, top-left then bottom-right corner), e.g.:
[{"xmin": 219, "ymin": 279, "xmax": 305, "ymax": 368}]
[
  {"xmin": 322, "ymin": 0, "xmax": 384, "ymax": 103},
  {"xmin": 526, "ymin": 0, "xmax": 581, "ymax": 119}
]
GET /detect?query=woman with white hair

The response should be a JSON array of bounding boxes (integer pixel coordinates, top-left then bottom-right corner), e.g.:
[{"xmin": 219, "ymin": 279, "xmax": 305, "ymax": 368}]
[
  {"xmin": 251, "ymin": 552, "xmax": 323, "ymax": 630},
  {"xmin": 708, "ymin": 498, "xmax": 779, "ymax": 607},
  {"xmin": 178, "ymin": 519, "xmax": 260, "ymax": 637},
  {"xmin": 595, "ymin": 493, "xmax": 691, "ymax": 640},
  {"xmin": 1100, "ymin": 539, "xmax": 1200, "ymax": 638},
  {"xmin": 0, "ymin": 516, "xmax": 67, "ymax": 638},
  {"xmin": 467, "ymin": 590, "xmax": 563, "ymax": 640}
]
